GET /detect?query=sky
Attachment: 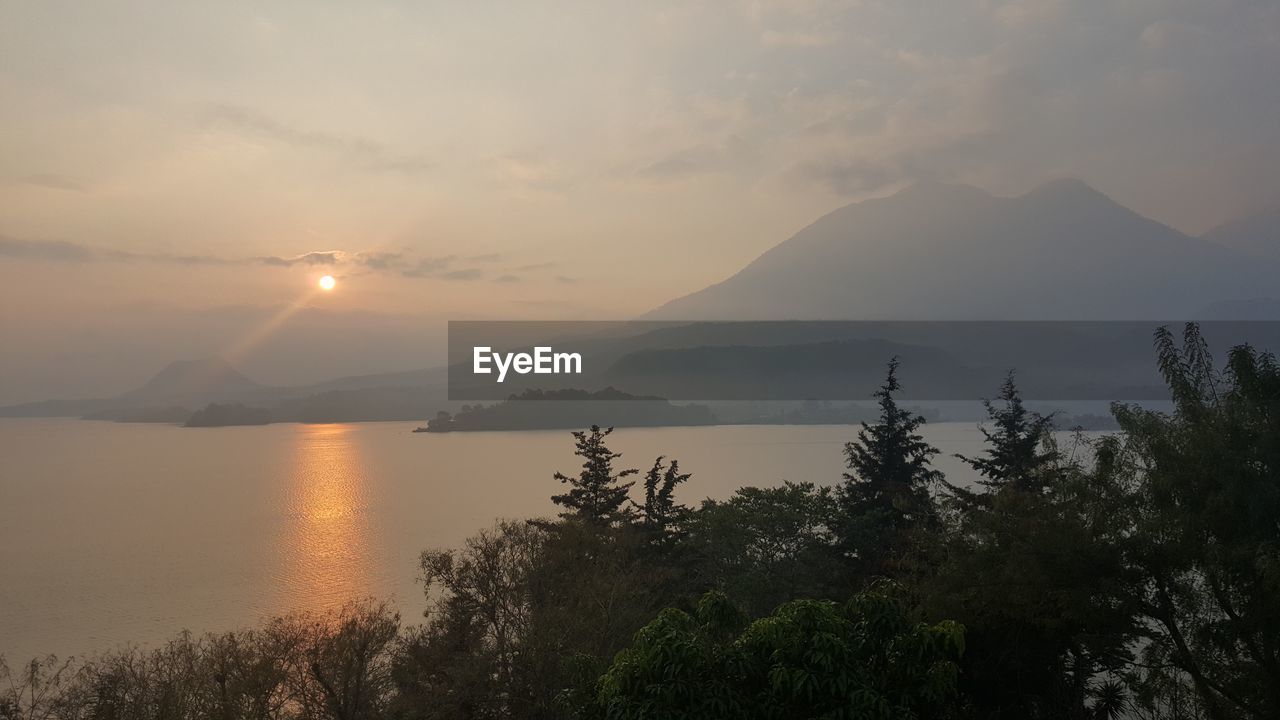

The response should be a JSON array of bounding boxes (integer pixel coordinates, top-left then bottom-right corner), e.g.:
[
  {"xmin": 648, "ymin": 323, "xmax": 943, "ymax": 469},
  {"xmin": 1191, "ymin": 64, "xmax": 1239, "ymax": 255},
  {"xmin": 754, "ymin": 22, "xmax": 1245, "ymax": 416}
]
[{"xmin": 2, "ymin": 0, "xmax": 1278, "ymax": 402}]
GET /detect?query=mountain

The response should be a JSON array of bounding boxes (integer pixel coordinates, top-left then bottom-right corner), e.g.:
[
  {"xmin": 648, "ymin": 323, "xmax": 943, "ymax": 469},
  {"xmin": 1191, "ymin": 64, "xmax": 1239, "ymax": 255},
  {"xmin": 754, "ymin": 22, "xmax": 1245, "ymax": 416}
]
[
  {"xmin": 1201, "ymin": 207, "xmax": 1280, "ymax": 261},
  {"xmin": 118, "ymin": 357, "xmax": 265, "ymax": 406},
  {"xmin": 0, "ymin": 397, "xmax": 117, "ymax": 418},
  {"xmin": 646, "ymin": 179, "xmax": 1280, "ymax": 320}
]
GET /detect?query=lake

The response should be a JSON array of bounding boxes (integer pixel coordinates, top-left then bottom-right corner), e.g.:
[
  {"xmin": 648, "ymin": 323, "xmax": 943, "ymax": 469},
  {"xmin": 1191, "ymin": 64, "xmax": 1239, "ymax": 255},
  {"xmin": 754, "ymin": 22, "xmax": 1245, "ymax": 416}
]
[{"xmin": 1, "ymin": 417, "xmax": 1034, "ymax": 663}]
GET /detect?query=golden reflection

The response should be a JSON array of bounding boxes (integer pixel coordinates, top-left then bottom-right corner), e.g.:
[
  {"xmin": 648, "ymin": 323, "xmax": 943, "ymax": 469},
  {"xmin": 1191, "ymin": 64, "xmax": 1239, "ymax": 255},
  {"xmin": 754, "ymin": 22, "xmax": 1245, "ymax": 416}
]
[{"xmin": 271, "ymin": 423, "xmax": 374, "ymax": 614}]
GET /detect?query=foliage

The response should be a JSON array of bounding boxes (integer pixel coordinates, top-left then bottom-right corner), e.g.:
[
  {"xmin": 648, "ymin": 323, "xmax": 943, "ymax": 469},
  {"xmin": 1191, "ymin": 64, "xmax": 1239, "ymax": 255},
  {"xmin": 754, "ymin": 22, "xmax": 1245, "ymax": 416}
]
[
  {"xmin": 1102, "ymin": 324, "xmax": 1280, "ymax": 719},
  {"xmin": 551, "ymin": 426, "xmax": 639, "ymax": 525},
  {"xmin": 397, "ymin": 517, "xmax": 684, "ymax": 719},
  {"xmin": 0, "ymin": 601, "xmax": 398, "ymax": 720},
  {"xmin": 687, "ymin": 481, "xmax": 843, "ymax": 617},
  {"xmin": 592, "ymin": 588, "xmax": 964, "ymax": 719},
  {"xmin": 634, "ymin": 456, "xmax": 691, "ymax": 548},
  {"xmin": 398, "ymin": 520, "xmax": 548, "ymax": 718},
  {"xmin": 952, "ymin": 371, "xmax": 1060, "ymax": 500},
  {"xmin": 0, "ymin": 656, "xmax": 78, "ymax": 720},
  {"xmin": 838, "ymin": 358, "xmax": 943, "ymax": 580},
  {"xmin": 931, "ymin": 453, "xmax": 1138, "ymax": 717},
  {"xmin": 925, "ymin": 372, "xmax": 1139, "ymax": 718}
]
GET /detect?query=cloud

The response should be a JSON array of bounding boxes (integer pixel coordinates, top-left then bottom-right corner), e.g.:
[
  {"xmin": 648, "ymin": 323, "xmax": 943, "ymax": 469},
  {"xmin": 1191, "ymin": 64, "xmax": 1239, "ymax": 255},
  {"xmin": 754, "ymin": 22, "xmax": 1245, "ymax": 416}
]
[
  {"xmin": 785, "ymin": 159, "xmax": 907, "ymax": 196},
  {"xmin": 204, "ymin": 104, "xmax": 433, "ymax": 175},
  {"xmin": 493, "ymin": 274, "xmax": 521, "ymax": 283},
  {"xmin": 401, "ymin": 255, "xmax": 458, "ymax": 278},
  {"xmin": 514, "ymin": 261, "xmax": 557, "ymax": 272},
  {"xmin": 440, "ymin": 268, "xmax": 483, "ymax": 281},
  {"xmin": 750, "ymin": 0, "xmax": 1279, "ymax": 223},
  {"xmin": 6, "ymin": 0, "xmax": 1274, "ymax": 262},
  {"xmin": 256, "ymin": 250, "xmax": 346, "ymax": 267},
  {"xmin": 759, "ymin": 30, "xmax": 840, "ymax": 48},
  {"xmin": 495, "ymin": 153, "xmax": 575, "ymax": 193},
  {"xmin": 0, "ymin": 235, "xmax": 234, "ymax": 266},
  {"xmin": 0, "ymin": 236, "xmax": 99, "ymax": 262},
  {"xmin": 353, "ymin": 251, "xmax": 408, "ymax": 270},
  {"xmin": 636, "ymin": 141, "xmax": 746, "ymax": 179},
  {"xmin": 0, "ymin": 237, "xmax": 510, "ymax": 283},
  {"xmin": 16, "ymin": 173, "xmax": 89, "ymax": 192}
]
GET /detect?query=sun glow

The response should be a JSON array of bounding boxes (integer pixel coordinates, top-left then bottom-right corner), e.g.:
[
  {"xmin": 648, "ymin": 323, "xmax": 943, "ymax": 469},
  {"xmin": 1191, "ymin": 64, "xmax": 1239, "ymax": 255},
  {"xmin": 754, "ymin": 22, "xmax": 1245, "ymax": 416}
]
[{"xmin": 318, "ymin": 275, "xmax": 336, "ymax": 291}]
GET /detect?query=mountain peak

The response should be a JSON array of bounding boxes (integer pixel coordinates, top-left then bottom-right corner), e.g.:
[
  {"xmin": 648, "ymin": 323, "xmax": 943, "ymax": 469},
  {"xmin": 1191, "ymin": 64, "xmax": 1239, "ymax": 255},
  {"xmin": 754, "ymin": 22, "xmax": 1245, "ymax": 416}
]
[
  {"xmin": 891, "ymin": 178, "xmax": 993, "ymax": 204},
  {"xmin": 1024, "ymin": 177, "xmax": 1108, "ymax": 202},
  {"xmin": 121, "ymin": 357, "xmax": 264, "ymax": 404}
]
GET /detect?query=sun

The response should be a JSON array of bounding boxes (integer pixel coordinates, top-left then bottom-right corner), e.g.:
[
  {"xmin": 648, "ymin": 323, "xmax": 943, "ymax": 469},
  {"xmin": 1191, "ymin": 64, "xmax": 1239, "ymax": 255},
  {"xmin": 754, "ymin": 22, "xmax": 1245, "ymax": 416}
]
[{"xmin": 318, "ymin": 275, "xmax": 336, "ymax": 291}]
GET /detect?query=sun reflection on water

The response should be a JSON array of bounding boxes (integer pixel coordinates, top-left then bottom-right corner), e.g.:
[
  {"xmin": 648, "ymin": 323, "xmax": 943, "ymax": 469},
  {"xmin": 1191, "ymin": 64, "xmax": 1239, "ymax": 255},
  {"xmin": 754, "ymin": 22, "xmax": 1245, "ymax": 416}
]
[{"xmin": 271, "ymin": 423, "xmax": 375, "ymax": 614}]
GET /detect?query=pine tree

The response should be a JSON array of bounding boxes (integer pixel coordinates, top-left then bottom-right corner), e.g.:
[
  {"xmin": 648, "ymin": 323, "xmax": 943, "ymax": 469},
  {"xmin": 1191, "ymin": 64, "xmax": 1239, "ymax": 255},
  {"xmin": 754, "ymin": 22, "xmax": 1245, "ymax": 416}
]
[
  {"xmin": 634, "ymin": 456, "xmax": 691, "ymax": 543},
  {"xmin": 953, "ymin": 372, "xmax": 1060, "ymax": 503},
  {"xmin": 936, "ymin": 373, "xmax": 1121, "ymax": 717},
  {"xmin": 551, "ymin": 425, "xmax": 638, "ymax": 525},
  {"xmin": 838, "ymin": 358, "xmax": 941, "ymax": 577}
]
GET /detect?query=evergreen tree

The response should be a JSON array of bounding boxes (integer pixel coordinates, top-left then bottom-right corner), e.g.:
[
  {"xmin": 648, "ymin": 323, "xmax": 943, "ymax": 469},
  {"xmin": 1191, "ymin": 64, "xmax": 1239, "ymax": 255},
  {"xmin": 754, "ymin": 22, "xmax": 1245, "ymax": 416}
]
[
  {"xmin": 933, "ymin": 373, "xmax": 1131, "ymax": 719},
  {"xmin": 634, "ymin": 456, "xmax": 691, "ymax": 543},
  {"xmin": 551, "ymin": 425, "xmax": 638, "ymax": 525},
  {"xmin": 838, "ymin": 357, "xmax": 942, "ymax": 578},
  {"xmin": 952, "ymin": 372, "xmax": 1060, "ymax": 506}
]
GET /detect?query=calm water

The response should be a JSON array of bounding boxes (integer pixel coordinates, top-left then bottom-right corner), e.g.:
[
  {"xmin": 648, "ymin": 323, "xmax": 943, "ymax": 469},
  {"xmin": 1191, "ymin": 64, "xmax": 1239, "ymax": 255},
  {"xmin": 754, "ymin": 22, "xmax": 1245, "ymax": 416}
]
[{"xmin": 1, "ymin": 418, "xmax": 1009, "ymax": 662}]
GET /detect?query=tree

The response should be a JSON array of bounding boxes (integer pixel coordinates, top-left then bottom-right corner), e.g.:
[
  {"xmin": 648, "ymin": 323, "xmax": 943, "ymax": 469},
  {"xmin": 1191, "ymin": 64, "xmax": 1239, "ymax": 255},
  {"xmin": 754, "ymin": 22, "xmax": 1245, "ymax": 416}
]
[
  {"xmin": 0, "ymin": 603, "xmax": 396, "ymax": 720},
  {"xmin": 291, "ymin": 602, "xmax": 400, "ymax": 720},
  {"xmin": 929, "ymin": 374, "xmax": 1136, "ymax": 719},
  {"xmin": 838, "ymin": 357, "xmax": 943, "ymax": 579},
  {"xmin": 591, "ymin": 588, "xmax": 964, "ymax": 719},
  {"xmin": 954, "ymin": 371, "xmax": 1060, "ymax": 501},
  {"xmin": 551, "ymin": 426, "xmax": 638, "ymax": 525},
  {"xmin": 1104, "ymin": 324, "xmax": 1280, "ymax": 719},
  {"xmin": 401, "ymin": 518, "xmax": 680, "ymax": 719},
  {"xmin": 927, "ymin": 460, "xmax": 1137, "ymax": 719},
  {"xmin": 688, "ymin": 482, "xmax": 842, "ymax": 617},
  {"xmin": 401, "ymin": 520, "xmax": 549, "ymax": 718},
  {"xmin": 0, "ymin": 655, "xmax": 79, "ymax": 720},
  {"xmin": 633, "ymin": 456, "xmax": 691, "ymax": 549}
]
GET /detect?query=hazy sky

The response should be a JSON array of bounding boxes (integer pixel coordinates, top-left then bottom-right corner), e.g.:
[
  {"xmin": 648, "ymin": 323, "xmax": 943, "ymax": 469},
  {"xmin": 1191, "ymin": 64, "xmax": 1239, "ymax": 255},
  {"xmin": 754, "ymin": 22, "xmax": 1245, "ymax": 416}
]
[{"xmin": 2, "ymin": 0, "xmax": 1278, "ymax": 401}]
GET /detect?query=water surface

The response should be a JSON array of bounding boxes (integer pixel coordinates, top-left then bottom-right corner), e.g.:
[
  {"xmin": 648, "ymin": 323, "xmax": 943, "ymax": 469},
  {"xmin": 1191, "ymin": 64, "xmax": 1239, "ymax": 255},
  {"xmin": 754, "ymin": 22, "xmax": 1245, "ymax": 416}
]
[{"xmin": 1, "ymin": 418, "xmax": 1014, "ymax": 662}]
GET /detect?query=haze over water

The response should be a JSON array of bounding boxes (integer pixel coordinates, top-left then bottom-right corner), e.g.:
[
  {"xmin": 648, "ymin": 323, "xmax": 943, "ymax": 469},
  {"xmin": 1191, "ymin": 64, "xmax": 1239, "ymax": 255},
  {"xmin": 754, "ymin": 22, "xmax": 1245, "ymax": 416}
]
[{"xmin": 0, "ymin": 418, "xmax": 1015, "ymax": 663}]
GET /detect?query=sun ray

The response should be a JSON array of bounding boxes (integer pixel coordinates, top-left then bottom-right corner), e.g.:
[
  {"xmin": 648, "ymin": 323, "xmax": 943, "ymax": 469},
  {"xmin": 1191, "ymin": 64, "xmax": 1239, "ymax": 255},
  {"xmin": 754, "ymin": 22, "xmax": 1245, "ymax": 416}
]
[{"xmin": 221, "ymin": 281, "xmax": 328, "ymax": 367}]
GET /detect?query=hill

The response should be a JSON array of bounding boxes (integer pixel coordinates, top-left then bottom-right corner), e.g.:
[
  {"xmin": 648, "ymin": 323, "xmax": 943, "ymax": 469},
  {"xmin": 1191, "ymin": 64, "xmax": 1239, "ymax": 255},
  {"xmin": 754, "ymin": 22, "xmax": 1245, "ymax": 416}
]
[{"xmin": 0, "ymin": 358, "xmax": 448, "ymax": 422}]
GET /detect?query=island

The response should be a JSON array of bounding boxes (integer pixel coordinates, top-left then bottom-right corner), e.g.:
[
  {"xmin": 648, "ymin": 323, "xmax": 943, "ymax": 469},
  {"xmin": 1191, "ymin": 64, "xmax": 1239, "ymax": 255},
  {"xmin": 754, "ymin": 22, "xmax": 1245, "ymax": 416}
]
[
  {"xmin": 422, "ymin": 387, "xmax": 716, "ymax": 432},
  {"xmin": 184, "ymin": 403, "xmax": 273, "ymax": 427}
]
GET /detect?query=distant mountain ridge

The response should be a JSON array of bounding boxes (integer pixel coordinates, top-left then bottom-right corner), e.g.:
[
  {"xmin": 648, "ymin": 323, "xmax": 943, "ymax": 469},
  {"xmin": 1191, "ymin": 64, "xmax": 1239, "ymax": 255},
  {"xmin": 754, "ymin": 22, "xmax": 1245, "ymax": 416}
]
[
  {"xmin": 1201, "ymin": 206, "xmax": 1280, "ymax": 262},
  {"xmin": 8, "ymin": 179, "xmax": 1280, "ymax": 423},
  {"xmin": 646, "ymin": 179, "xmax": 1280, "ymax": 320},
  {"xmin": 0, "ymin": 358, "xmax": 449, "ymax": 421}
]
